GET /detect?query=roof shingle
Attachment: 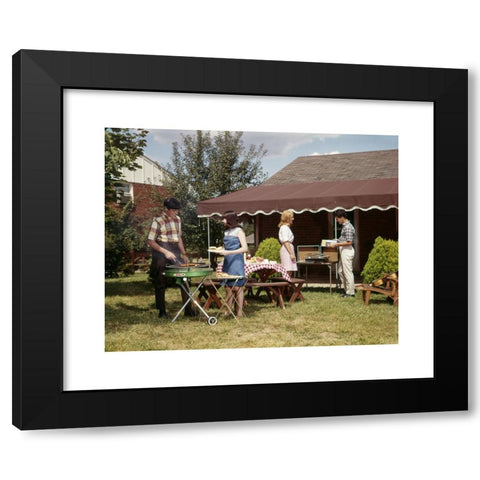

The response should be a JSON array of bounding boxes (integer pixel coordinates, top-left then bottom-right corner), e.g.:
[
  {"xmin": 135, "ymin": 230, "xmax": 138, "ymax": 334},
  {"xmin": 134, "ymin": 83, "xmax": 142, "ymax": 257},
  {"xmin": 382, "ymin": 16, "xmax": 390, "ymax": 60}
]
[{"xmin": 264, "ymin": 149, "xmax": 398, "ymax": 185}]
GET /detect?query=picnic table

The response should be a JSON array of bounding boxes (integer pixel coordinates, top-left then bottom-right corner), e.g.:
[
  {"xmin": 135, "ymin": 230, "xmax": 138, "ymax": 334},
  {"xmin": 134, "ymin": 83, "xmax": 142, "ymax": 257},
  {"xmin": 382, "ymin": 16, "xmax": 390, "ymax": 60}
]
[
  {"xmin": 198, "ymin": 262, "xmax": 305, "ymax": 309},
  {"xmin": 243, "ymin": 262, "xmax": 291, "ymax": 282}
]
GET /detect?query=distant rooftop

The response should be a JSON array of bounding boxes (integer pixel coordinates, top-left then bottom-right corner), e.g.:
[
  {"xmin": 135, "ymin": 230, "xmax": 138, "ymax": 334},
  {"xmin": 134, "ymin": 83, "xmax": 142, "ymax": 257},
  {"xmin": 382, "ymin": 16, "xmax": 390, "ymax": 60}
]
[{"xmin": 264, "ymin": 149, "xmax": 398, "ymax": 185}]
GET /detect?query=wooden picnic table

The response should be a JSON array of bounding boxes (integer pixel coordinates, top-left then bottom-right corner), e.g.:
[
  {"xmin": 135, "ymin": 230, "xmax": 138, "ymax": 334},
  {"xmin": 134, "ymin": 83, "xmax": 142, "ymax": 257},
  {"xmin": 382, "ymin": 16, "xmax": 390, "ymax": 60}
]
[{"xmin": 200, "ymin": 262, "xmax": 305, "ymax": 308}]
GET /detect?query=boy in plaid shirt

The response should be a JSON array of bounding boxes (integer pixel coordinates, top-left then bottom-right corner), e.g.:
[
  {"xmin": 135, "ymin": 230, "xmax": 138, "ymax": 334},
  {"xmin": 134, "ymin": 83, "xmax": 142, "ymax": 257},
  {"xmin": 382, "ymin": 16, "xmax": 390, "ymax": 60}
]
[
  {"xmin": 332, "ymin": 209, "xmax": 356, "ymax": 298},
  {"xmin": 147, "ymin": 197, "xmax": 195, "ymax": 318}
]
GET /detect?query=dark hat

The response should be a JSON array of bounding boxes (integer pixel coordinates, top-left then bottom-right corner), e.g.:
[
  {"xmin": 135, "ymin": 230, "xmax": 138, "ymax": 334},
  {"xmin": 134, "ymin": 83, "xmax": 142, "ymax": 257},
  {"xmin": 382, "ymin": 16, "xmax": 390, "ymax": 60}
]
[{"xmin": 164, "ymin": 197, "xmax": 181, "ymax": 209}]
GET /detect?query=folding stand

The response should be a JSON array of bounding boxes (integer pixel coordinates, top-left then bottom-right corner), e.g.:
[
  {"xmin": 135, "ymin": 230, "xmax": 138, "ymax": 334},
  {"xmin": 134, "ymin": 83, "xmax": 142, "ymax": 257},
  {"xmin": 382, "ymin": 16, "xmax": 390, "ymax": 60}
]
[{"xmin": 203, "ymin": 274, "xmax": 245, "ymax": 320}]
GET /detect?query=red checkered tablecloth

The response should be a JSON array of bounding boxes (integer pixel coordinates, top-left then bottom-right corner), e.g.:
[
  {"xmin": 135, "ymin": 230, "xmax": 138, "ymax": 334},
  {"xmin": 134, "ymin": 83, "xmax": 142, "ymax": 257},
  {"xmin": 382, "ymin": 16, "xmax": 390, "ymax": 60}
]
[{"xmin": 216, "ymin": 262, "xmax": 291, "ymax": 282}]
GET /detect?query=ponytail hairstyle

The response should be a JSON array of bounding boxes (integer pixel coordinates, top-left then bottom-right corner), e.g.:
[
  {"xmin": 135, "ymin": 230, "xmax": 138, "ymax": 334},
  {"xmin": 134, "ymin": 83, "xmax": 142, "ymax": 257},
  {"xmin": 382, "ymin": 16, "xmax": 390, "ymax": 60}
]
[{"xmin": 222, "ymin": 211, "xmax": 240, "ymax": 229}]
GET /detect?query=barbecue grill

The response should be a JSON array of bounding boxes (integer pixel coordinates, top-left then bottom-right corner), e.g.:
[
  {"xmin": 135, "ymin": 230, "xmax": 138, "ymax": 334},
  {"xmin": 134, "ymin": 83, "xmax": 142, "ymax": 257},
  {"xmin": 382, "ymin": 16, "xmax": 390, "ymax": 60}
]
[
  {"xmin": 304, "ymin": 254, "xmax": 329, "ymax": 262},
  {"xmin": 163, "ymin": 263, "xmax": 216, "ymax": 325}
]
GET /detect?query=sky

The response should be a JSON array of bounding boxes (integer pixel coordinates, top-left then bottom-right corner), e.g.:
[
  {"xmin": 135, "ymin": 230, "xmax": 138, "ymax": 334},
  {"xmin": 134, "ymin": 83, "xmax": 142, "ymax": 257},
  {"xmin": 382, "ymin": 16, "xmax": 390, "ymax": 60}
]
[{"xmin": 143, "ymin": 129, "xmax": 398, "ymax": 179}]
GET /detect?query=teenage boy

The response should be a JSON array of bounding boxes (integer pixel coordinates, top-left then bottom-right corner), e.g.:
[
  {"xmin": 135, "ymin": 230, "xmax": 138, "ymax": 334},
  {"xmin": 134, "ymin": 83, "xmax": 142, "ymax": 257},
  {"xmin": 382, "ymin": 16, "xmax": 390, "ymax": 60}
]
[
  {"xmin": 147, "ymin": 197, "xmax": 195, "ymax": 318},
  {"xmin": 332, "ymin": 209, "xmax": 356, "ymax": 298}
]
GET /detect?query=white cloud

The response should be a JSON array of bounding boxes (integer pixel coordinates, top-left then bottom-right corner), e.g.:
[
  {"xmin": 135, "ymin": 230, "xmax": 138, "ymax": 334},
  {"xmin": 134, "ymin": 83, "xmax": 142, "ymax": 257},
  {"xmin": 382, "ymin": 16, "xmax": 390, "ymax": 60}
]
[
  {"xmin": 242, "ymin": 132, "xmax": 340, "ymax": 158},
  {"xmin": 151, "ymin": 129, "xmax": 185, "ymax": 143},
  {"xmin": 147, "ymin": 129, "xmax": 344, "ymax": 163},
  {"xmin": 307, "ymin": 150, "xmax": 340, "ymax": 156}
]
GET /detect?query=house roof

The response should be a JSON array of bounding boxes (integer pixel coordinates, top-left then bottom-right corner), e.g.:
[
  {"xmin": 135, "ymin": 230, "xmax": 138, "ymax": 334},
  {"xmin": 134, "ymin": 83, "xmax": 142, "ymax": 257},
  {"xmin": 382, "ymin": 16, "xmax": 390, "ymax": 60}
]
[
  {"xmin": 197, "ymin": 177, "xmax": 398, "ymax": 217},
  {"xmin": 264, "ymin": 149, "xmax": 398, "ymax": 185},
  {"xmin": 197, "ymin": 149, "xmax": 399, "ymax": 217}
]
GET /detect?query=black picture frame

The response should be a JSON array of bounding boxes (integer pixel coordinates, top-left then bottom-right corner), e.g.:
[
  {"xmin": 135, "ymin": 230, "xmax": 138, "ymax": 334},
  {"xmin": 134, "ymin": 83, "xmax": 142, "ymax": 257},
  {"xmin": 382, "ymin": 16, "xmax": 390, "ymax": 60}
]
[{"xmin": 12, "ymin": 50, "xmax": 468, "ymax": 430}]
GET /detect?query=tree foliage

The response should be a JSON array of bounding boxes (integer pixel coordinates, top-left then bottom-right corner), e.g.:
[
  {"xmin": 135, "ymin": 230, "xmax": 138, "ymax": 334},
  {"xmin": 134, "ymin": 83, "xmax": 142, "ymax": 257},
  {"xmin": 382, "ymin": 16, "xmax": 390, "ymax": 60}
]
[
  {"xmin": 361, "ymin": 236, "xmax": 399, "ymax": 284},
  {"xmin": 104, "ymin": 128, "xmax": 149, "ymax": 276},
  {"xmin": 105, "ymin": 128, "xmax": 148, "ymax": 200},
  {"xmin": 105, "ymin": 201, "xmax": 138, "ymax": 277},
  {"xmin": 165, "ymin": 130, "xmax": 267, "ymax": 252}
]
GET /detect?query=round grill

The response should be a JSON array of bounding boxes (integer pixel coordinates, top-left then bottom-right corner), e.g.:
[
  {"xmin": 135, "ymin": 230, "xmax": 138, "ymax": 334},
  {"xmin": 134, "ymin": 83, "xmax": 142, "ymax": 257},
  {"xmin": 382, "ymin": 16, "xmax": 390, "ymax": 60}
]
[{"xmin": 164, "ymin": 263, "xmax": 212, "ymax": 278}]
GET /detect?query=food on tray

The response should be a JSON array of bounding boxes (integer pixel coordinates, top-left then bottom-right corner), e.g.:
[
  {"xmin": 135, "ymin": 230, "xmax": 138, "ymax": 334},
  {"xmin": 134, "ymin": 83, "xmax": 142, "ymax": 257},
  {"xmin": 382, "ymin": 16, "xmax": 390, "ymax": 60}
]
[
  {"xmin": 216, "ymin": 272, "xmax": 243, "ymax": 279},
  {"xmin": 208, "ymin": 246, "xmax": 223, "ymax": 252},
  {"xmin": 246, "ymin": 256, "xmax": 264, "ymax": 264},
  {"xmin": 322, "ymin": 239, "xmax": 338, "ymax": 247}
]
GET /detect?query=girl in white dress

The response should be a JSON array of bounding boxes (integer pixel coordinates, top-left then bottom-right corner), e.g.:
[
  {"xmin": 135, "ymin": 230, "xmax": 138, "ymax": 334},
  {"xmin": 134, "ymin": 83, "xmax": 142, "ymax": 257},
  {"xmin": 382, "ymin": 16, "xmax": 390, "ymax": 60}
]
[{"xmin": 278, "ymin": 210, "xmax": 297, "ymax": 274}]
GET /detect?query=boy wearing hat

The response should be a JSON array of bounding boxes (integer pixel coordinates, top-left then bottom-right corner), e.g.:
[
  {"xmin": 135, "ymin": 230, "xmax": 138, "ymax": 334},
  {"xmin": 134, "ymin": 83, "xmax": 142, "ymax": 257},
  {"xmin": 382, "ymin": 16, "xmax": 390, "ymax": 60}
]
[{"xmin": 147, "ymin": 197, "xmax": 195, "ymax": 318}]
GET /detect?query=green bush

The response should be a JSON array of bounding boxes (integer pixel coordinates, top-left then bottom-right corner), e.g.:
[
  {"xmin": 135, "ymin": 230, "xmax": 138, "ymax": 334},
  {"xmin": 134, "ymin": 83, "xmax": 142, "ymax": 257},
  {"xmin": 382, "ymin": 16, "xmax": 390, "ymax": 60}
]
[
  {"xmin": 105, "ymin": 202, "xmax": 140, "ymax": 278},
  {"xmin": 361, "ymin": 236, "xmax": 398, "ymax": 284},
  {"xmin": 254, "ymin": 237, "xmax": 281, "ymax": 262}
]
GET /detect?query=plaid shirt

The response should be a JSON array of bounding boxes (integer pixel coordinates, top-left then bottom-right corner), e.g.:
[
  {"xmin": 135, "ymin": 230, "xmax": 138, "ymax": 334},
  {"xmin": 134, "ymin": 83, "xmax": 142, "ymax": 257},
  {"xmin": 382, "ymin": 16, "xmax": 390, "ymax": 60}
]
[
  {"xmin": 339, "ymin": 220, "xmax": 356, "ymax": 244},
  {"xmin": 147, "ymin": 213, "xmax": 182, "ymax": 244}
]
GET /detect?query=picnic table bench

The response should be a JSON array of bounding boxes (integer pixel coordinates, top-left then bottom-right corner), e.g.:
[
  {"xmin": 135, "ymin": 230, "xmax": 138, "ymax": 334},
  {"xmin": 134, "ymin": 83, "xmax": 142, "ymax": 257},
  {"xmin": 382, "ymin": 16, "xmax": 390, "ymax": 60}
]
[
  {"xmin": 245, "ymin": 279, "xmax": 290, "ymax": 309},
  {"xmin": 356, "ymin": 272, "xmax": 398, "ymax": 306},
  {"xmin": 270, "ymin": 277, "xmax": 306, "ymax": 303}
]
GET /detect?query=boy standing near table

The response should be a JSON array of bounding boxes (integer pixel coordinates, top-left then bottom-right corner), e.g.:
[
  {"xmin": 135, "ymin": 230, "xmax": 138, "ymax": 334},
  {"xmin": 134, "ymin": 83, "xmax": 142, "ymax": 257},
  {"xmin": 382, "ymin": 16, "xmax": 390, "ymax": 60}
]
[{"xmin": 331, "ymin": 209, "xmax": 356, "ymax": 298}]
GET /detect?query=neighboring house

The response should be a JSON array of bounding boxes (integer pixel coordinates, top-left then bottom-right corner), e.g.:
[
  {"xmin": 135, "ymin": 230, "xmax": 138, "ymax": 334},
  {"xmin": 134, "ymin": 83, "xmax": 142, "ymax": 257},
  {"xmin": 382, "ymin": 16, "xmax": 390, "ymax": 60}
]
[
  {"xmin": 114, "ymin": 155, "xmax": 170, "ymax": 215},
  {"xmin": 115, "ymin": 155, "xmax": 169, "ymax": 255},
  {"xmin": 120, "ymin": 154, "xmax": 170, "ymax": 186},
  {"xmin": 197, "ymin": 149, "xmax": 398, "ymax": 274},
  {"xmin": 114, "ymin": 154, "xmax": 170, "ymax": 207},
  {"xmin": 111, "ymin": 155, "xmax": 171, "ymax": 267}
]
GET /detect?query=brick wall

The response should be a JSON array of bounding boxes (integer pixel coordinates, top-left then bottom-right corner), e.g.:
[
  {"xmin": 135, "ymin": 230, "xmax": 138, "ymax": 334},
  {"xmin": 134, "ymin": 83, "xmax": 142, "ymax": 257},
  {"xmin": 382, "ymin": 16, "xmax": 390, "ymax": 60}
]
[
  {"xmin": 257, "ymin": 211, "xmax": 329, "ymax": 253},
  {"xmin": 132, "ymin": 183, "xmax": 169, "ymax": 221},
  {"xmin": 357, "ymin": 209, "xmax": 398, "ymax": 271}
]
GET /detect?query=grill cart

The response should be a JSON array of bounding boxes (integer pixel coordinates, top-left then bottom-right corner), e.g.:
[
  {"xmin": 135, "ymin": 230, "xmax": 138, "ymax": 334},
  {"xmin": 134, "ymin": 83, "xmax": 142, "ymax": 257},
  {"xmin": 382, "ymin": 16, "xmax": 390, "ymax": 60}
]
[
  {"xmin": 163, "ymin": 263, "xmax": 217, "ymax": 325},
  {"xmin": 202, "ymin": 273, "xmax": 245, "ymax": 320}
]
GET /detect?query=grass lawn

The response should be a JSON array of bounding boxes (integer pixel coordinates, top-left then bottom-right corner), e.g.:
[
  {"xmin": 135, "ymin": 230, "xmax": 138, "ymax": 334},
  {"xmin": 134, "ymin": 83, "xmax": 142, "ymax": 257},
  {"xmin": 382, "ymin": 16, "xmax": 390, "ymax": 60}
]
[{"xmin": 105, "ymin": 273, "xmax": 398, "ymax": 352}]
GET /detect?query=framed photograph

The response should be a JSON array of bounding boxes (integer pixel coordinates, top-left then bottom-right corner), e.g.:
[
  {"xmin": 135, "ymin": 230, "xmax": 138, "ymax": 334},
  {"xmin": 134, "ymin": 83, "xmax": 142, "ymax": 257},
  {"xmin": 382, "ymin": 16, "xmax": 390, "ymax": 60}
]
[{"xmin": 13, "ymin": 50, "xmax": 467, "ymax": 430}]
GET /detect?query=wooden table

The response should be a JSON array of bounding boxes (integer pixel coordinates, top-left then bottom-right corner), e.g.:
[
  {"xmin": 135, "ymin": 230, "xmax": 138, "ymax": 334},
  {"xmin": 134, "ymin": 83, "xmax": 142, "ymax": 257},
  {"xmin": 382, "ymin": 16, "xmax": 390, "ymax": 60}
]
[
  {"xmin": 243, "ymin": 262, "xmax": 291, "ymax": 282},
  {"xmin": 297, "ymin": 260, "xmax": 338, "ymax": 293},
  {"xmin": 209, "ymin": 262, "xmax": 298, "ymax": 309}
]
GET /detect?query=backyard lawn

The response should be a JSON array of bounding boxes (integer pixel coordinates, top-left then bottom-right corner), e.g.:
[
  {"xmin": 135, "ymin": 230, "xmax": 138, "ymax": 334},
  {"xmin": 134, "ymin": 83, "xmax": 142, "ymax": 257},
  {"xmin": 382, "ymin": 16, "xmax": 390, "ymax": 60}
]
[{"xmin": 105, "ymin": 273, "xmax": 398, "ymax": 352}]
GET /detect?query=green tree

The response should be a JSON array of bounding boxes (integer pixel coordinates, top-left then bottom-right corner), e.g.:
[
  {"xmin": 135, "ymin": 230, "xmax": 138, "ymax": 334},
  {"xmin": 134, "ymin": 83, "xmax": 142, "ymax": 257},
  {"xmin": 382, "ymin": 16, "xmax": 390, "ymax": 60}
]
[
  {"xmin": 104, "ymin": 128, "xmax": 149, "ymax": 276},
  {"xmin": 105, "ymin": 128, "xmax": 148, "ymax": 201},
  {"xmin": 165, "ymin": 130, "xmax": 267, "ymax": 253}
]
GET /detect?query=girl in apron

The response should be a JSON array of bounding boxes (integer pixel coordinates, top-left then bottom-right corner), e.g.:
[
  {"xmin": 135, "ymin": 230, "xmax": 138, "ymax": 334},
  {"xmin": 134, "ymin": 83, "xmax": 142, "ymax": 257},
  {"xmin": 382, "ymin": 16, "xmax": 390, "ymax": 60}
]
[{"xmin": 218, "ymin": 211, "xmax": 248, "ymax": 317}]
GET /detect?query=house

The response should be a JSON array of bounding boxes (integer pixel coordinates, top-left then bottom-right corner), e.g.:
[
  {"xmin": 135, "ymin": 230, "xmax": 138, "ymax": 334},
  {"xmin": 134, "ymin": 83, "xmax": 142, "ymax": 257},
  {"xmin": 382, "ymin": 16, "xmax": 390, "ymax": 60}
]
[
  {"xmin": 114, "ymin": 154, "xmax": 171, "ymax": 220},
  {"xmin": 114, "ymin": 154, "xmax": 170, "ymax": 210},
  {"xmin": 197, "ymin": 149, "xmax": 398, "ymax": 274},
  {"xmin": 111, "ymin": 155, "xmax": 171, "ymax": 268}
]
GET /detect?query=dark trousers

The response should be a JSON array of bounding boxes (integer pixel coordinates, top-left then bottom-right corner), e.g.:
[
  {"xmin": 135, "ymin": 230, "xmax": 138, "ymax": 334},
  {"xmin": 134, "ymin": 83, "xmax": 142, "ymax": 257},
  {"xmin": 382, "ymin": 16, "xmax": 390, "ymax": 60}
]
[{"xmin": 149, "ymin": 243, "xmax": 191, "ymax": 313}]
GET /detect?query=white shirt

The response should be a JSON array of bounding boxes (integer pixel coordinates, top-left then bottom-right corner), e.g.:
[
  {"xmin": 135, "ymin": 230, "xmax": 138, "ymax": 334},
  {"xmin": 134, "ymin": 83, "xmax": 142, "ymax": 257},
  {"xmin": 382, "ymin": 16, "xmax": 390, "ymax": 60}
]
[{"xmin": 279, "ymin": 224, "xmax": 294, "ymax": 244}]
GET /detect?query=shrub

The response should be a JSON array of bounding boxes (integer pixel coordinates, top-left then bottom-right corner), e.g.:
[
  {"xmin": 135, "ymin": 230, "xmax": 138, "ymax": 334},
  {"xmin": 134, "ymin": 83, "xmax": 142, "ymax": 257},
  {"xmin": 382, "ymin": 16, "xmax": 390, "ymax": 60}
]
[
  {"xmin": 105, "ymin": 202, "xmax": 141, "ymax": 278},
  {"xmin": 254, "ymin": 237, "xmax": 281, "ymax": 262},
  {"xmin": 361, "ymin": 236, "xmax": 399, "ymax": 284}
]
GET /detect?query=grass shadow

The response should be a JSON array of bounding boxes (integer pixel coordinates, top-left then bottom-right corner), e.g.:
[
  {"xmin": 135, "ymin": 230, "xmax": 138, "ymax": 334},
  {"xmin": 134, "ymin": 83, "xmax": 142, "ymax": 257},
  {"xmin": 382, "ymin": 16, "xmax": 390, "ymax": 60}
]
[{"xmin": 105, "ymin": 278, "xmax": 152, "ymax": 297}]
